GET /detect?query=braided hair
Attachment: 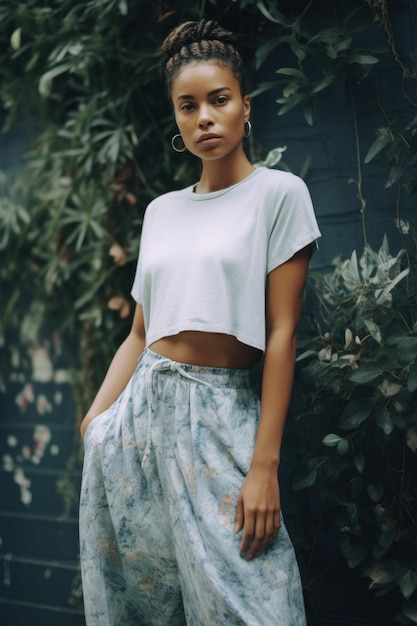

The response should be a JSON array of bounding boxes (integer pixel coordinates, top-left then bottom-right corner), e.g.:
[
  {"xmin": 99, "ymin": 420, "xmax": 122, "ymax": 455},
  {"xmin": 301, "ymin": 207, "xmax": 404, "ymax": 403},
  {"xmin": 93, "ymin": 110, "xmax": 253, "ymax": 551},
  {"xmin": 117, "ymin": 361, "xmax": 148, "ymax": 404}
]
[{"xmin": 161, "ymin": 19, "xmax": 245, "ymax": 94}]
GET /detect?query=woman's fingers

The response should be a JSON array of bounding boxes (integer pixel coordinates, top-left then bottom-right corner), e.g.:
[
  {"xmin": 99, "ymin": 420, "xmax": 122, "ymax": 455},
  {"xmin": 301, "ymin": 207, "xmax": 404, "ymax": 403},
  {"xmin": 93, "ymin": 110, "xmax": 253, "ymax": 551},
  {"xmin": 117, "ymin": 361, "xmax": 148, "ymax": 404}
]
[
  {"xmin": 239, "ymin": 508, "xmax": 280, "ymax": 559},
  {"xmin": 235, "ymin": 493, "xmax": 244, "ymax": 534},
  {"xmin": 239, "ymin": 506, "xmax": 255, "ymax": 556},
  {"xmin": 245, "ymin": 513, "xmax": 266, "ymax": 559},
  {"xmin": 236, "ymin": 470, "xmax": 281, "ymax": 558},
  {"xmin": 272, "ymin": 508, "xmax": 281, "ymax": 542}
]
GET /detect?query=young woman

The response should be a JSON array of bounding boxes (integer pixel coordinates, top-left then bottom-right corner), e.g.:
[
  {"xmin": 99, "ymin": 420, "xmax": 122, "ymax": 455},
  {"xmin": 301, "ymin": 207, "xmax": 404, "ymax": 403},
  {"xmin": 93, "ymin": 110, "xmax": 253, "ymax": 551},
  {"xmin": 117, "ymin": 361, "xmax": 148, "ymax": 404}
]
[{"xmin": 80, "ymin": 19, "xmax": 321, "ymax": 626}]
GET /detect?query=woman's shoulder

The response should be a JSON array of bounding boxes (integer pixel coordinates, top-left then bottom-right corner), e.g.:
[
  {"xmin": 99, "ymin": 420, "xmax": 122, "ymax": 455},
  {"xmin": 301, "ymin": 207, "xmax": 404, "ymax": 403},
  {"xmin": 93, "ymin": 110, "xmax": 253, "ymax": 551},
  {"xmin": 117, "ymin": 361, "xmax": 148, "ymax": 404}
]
[{"xmin": 256, "ymin": 167, "xmax": 309, "ymax": 194}]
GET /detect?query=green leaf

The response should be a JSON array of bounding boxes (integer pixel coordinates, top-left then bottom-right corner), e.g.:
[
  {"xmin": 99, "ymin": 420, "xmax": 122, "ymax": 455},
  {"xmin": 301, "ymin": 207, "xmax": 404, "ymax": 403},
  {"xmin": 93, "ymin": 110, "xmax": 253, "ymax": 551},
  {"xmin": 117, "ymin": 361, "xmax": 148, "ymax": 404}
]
[
  {"xmin": 255, "ymin": 146, "xmax": 287, "ymax": 169},
  {"xmin": 397, "ymin": 567, "xmax": 417, "ymax": 600},
  {"xmin": 385, "ymin": 162, "xmax": 406, "ymax": 188},
  {"xmin": 322, "ymin": 433, "xmax": 342, "ymax": 447},
  {"xmin": 403, "ymin": 600, "xmax": 417, "ymax": 622},
  {"xmin": 293, "ymin": 469, "xmax": 317, "ymax": 491},
  {"xmin": 374, "ymin": 505, "xmax": 395, "ymax": 533},
  {"xmin": 407, "ymin": 427, "xmax": 417, "ymax": 453},
  {"xmin": 289, "ymin": 41, "xmax": 306, "ymax": 63},
  {"xmin": 38, "ymin": 64, "xmax": 71, "ymax": 97},
  {"xmin": 350, "ymin": 475, "xmax": 364, "ymax": 498},
  {"xmin": 310, "ymin": 74, "xmax": 334, "ymax": 95},
  {"xmin": 347, "ymin": 502, "xmax": 359, "ymax": 526},
  {"xmin": 379, "ymin": 528, "xmax": 395, "ymax": 549},
  {"xmin": 363, "ymin": 319, "xmax": 382, "ymax": 344},
  {"xmin": 283, "ymin": 81, "xmax": 301, "ymax": 98},
  {"xmin": 89, "ymin": 219, "xmax": 106, "ymax": 238},
  {"xmin": 365, "ymin": 560, "xmax": 398, "ymax": 585},
  {"xmin": 255, "ymin": 40, "xmax": 281, "ymax": 69},
  {"xmin": 337, "ymin": 438, "xmax": 349, "ymax": 455},
  {"xmin": 276, "ymin": 68, "xmax": 308, "ymax": 80},
  {"xmin": 340, "ymin": 536, "xmax": 369, "ymax": 568},
  {"xmin": 298, "ymin": 155, "xmax": 311, "ymax": 179},
  {"xmin": 367, "ymin": 482, "xmax": 384, "ymax": 503},
  {"xmin": 346, "ymin": 545, "xmax": 369, "ymax": 568},
  {"xmin": 118, "ymin": 0, "xmax": 128, "ymax": 15},
  {"xmin": 364, "ymin": 134, "xmax": 391, "ymax": 163},
  {"xmin": 256, "ymin": 1, "xmax": 288, "ymax": 26},
  {"xmin": 379, "ymin": 267, "xmax": 410, "ymax": 301},
  {"xmin": 378, "ymin": 379, "xmax": 402, "ymax": 398},
  {"xmin": 348, "ymin": 54, "xmax": 379, "ymax": 65},
  {"xmin": 338, "ymin": 400, "xmax": 373, "ymax": 430},
  {"xmin": 397, "ymin": 337, "xmax": 417, "ymax": 367},
  {"xmin": 354, "ymin": 453, "xmax": 365, "ymax": 473},
  {"xmin": 348, "ymin": 361, "xmax": 382, "ymax": 383},
  {"xmin": 375, "ymin": 409, "xmax": 394, "ymax": 435},
  {"xmin": 276, "ymin": 94, "xmax": 305, "ymax": 116},
  {"xmin": 296, "ymin": 350, "xmax": 317, "ymax": 364},
  {"xmin": 333, "ymin": 36, "xmax": 353, "ymax": 54},
  {"xmin": 250, "ymin": 81, "xmax": 279, "ymax": 98},
  {"xmin": 304, "ymin": 101, "xmax": 314, "ymax": 126},
  {"xmin": 10, "ymin": 27, "xmax": 22, "ymax": 51}
]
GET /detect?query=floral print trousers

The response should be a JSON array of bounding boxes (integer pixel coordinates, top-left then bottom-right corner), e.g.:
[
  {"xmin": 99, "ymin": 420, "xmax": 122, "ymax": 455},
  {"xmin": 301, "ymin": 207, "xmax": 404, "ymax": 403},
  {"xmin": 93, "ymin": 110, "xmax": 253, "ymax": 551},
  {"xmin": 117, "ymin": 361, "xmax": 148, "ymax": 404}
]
[{"xmin": 80, "ymin": 349, "xmax": 307, "ymax": 626}]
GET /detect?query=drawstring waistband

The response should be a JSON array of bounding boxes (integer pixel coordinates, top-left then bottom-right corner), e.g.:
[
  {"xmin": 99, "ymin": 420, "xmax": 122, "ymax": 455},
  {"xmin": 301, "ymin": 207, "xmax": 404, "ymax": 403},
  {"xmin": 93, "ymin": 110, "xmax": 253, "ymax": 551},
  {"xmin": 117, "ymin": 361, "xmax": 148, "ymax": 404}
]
[
  {"xmin": 141, "ymin": 357, "xmax": 215, "ymax": 468},
  {"xmin": 111, "ymin": 348, "xmax": 254, "ymax": 468},
  {"xmin": 138, "ymin": 349, "xmax": 255, "ymax": 468}
]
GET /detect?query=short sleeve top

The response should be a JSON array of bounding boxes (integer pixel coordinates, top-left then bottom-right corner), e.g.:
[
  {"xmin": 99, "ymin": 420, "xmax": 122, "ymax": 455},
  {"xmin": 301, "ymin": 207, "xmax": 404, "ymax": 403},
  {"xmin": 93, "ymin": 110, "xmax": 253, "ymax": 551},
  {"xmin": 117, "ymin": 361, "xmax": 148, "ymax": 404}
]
[{"xmin": 131, "ymin": 167, "xmax": 321, "ymax": 352}]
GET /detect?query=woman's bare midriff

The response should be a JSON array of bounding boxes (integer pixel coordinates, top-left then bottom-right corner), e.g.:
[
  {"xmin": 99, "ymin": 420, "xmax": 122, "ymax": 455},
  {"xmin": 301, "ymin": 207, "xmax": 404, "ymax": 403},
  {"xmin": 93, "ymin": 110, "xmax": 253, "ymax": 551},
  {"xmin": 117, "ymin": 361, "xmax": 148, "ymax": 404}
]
[{"xmin": 149, "ymin": 331, "xmax": 262, "ymax": 369}]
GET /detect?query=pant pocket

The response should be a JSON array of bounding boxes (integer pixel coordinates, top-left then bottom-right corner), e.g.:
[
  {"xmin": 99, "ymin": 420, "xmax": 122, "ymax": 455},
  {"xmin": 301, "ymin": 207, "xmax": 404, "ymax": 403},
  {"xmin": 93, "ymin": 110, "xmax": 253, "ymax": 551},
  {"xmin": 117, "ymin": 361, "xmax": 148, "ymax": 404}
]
[{"xmin": 83, "ymin": 408, "xmax": 110, "ymax": 448}]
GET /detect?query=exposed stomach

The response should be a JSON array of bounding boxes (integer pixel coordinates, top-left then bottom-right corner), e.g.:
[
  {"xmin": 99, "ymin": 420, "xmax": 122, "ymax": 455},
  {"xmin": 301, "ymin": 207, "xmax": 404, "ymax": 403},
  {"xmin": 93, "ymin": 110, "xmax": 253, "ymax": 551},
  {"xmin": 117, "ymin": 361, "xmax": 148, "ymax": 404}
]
[{"xmin": 149, "ymin": 331, "xmax": 262, "ymax": 369}]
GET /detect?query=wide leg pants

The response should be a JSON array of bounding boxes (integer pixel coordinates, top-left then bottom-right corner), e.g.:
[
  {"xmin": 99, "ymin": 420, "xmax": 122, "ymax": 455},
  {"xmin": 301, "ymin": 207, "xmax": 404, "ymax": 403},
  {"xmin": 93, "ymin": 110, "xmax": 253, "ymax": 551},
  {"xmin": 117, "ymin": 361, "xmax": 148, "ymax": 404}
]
[{"xmin": 79, "ymin": 349, "xmax": 307, "ymax": 626}]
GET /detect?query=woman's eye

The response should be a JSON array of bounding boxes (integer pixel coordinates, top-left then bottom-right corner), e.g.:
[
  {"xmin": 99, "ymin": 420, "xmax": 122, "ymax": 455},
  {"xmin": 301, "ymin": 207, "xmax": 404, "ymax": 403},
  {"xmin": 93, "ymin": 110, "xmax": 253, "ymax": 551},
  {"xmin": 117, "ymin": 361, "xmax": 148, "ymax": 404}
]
[
  {"xmin": 181, "ymin": 103, "xmax": 194, "ymax": 111},
  {"xmin": 215, "ymin": 96, "xmax": 228, "ymax": 105}
]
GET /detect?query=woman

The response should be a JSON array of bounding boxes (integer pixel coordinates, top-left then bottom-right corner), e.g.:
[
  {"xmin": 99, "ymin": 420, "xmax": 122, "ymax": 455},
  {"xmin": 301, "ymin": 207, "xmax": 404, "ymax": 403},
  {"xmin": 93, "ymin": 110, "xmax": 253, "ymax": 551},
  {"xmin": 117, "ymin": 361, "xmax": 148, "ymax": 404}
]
[{"xmin": 80, "ymin": 19, "xmax": 321, "ymax": 626}]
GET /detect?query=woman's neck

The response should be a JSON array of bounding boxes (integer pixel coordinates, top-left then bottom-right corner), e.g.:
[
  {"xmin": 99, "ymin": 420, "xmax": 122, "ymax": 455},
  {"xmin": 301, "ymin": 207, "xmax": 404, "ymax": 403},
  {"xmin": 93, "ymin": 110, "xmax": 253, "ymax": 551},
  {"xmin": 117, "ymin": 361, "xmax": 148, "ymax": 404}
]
[{"xmin": 195, "ymin": 152, "xmax": 255, "ymax": 194}]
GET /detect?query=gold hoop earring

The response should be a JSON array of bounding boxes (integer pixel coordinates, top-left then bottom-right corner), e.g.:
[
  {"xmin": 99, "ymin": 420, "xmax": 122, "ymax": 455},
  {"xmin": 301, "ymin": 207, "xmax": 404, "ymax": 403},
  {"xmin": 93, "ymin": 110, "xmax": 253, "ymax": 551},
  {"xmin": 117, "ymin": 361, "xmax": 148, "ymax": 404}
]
[
  {"xmin": 244, "ymin": 120, "xmax": 252, "ymax": 138},
  {"xmin": 171, "ymin": 134, "xmax": 186, "ymax": 153}
]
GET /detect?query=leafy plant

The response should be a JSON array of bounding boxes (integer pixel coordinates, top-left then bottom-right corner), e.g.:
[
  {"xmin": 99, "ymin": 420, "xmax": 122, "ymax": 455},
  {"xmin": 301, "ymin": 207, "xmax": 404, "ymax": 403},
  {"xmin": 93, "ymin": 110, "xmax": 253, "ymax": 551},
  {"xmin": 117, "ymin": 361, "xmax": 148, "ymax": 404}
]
[
  {"xmin": 291, "ymin": 231, "xmax": 417, "ymax": 623},
  {"xmin": 253, "ymin": 0, "xmax": 380, "ymax": 125},
  {"xmin": 365, "ymin": 111, "xmax": 417, "ymax": 194}
]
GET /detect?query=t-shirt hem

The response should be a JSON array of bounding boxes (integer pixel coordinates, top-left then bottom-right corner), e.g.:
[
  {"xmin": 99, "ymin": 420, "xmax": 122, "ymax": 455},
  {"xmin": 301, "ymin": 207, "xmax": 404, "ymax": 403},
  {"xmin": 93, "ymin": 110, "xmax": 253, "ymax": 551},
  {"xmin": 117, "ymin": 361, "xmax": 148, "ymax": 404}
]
[{"xmin": 130, "ymin": 290, "xmax": 142, "ymax": 304}]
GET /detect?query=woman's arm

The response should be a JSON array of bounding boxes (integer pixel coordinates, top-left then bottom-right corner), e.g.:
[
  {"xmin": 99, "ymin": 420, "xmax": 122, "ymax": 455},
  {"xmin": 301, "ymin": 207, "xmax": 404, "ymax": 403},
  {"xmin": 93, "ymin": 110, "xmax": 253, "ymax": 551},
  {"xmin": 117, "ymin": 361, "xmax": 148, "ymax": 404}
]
[
  {"xmin": 235, "ymin": 245, "xmax": 312, "ymax": 559},
  {"xmin": 80, "ymin": 304, "xmax": 146, "ymax": 438}
]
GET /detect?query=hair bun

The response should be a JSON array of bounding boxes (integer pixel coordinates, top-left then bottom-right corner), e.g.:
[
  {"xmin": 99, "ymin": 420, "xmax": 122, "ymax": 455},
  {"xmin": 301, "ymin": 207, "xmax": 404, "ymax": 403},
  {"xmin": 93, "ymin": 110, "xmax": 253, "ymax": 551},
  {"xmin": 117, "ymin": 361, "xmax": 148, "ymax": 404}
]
[{"xmin": 161, "ymin": 19, "xmax": 237, "ymax": 63}]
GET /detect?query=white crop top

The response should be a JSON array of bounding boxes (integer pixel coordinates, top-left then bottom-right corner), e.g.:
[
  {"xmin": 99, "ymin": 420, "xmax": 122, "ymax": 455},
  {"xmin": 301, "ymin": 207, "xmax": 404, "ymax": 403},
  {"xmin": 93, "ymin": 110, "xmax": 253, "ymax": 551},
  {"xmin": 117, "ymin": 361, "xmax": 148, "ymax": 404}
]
[{"xmin": 131, "ymin": 167, "xmax": 321, "ymax": 352}]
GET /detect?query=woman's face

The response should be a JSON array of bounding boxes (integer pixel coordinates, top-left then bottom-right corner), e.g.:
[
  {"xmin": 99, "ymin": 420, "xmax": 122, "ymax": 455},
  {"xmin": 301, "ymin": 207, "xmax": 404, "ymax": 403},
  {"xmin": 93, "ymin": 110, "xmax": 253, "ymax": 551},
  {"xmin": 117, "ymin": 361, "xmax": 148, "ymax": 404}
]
[{"xmin": 171, "ymin": 62, "xmax": 250, "ymax": 162}]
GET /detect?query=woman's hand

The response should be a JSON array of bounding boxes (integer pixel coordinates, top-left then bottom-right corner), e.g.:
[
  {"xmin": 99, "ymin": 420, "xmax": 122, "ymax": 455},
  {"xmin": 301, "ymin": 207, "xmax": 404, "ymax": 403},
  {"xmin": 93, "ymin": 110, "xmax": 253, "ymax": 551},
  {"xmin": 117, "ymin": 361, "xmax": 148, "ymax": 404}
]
[{"xmin": 235, "ymin": 465, "xmax": 281, "ymax": 559}]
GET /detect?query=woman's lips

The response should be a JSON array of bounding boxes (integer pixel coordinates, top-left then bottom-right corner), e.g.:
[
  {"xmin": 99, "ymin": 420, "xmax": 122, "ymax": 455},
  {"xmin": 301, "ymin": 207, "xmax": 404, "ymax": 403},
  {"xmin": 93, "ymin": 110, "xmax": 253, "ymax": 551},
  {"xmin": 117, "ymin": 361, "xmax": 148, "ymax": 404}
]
[{"xmin": 197, "ymin": 134, "xmax": 222, "ymax": 144}]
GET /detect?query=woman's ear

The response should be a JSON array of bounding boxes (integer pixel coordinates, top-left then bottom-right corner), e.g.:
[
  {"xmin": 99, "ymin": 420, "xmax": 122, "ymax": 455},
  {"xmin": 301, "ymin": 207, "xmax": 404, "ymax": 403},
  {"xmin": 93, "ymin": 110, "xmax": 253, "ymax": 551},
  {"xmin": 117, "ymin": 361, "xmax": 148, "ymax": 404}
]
[{"xmin": 243, "ymin": 94, "xmax": 251, "ymax": 122}]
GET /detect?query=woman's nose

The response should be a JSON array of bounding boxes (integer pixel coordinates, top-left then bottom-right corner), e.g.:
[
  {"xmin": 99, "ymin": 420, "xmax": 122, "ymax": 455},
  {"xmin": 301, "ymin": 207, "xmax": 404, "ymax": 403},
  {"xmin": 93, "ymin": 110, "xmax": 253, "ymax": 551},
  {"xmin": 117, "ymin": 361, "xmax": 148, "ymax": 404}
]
[{"xmin": 198, "ymin": 105, "xmax": 214, "ymax": 127}]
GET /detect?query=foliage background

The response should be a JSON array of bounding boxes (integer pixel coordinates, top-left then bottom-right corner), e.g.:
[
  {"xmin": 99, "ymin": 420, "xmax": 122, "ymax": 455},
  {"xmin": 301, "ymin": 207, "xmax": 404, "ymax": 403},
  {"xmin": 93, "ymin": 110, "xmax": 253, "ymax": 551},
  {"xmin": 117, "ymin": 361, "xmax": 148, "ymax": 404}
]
[{"xmin": 1, "ymin": 0, "xmax": 416, "ymax": 622}]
